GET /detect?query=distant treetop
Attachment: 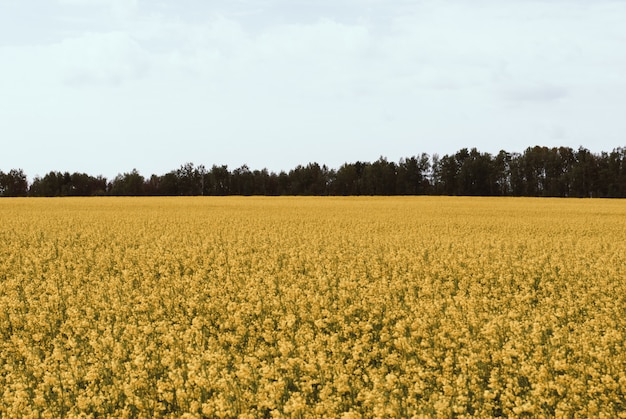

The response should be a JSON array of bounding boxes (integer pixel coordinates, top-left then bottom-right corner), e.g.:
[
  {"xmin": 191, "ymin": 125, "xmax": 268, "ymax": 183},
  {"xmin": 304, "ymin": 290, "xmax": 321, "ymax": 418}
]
[{"xmin": 2, "ymin": 146, "xmax": 625, "ymax": 198}]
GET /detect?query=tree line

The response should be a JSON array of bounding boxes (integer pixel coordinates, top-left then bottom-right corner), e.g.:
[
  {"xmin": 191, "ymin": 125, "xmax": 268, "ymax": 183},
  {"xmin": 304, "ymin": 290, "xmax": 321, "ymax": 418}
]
[{"xmin": 2, "ymin": 146, "xmax": 625, "ymax": 197}]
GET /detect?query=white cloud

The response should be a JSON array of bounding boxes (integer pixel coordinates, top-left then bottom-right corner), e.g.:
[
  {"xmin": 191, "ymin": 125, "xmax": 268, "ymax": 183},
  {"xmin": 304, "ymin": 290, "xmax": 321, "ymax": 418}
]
[
  {"xmin": 57, "ymin": 0, "xmax": 139, "ymax": 19},
  {"xmin": 500, "ymin": 84, "xmax": 569, "ymax": 104},
  {"xmin": 2, "ymin": 0, "xmax": 626, "ymax": 177},
  {"xmin": 51, "ymin": 31, "xmax": 149, "ymax": 86}
]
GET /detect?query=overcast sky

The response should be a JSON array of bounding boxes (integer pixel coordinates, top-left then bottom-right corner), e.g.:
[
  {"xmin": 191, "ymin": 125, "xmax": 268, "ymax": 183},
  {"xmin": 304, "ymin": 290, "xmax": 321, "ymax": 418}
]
[{"xmin": 1, "ymin": 0, "xmax": 625, "ymax": 179}]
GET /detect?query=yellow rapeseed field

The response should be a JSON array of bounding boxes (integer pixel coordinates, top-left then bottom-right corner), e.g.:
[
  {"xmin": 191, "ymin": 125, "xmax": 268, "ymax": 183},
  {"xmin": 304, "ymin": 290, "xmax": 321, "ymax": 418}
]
[{"xmin": 1, "ymin": 197, "xmax": 625, "ymax": 418}]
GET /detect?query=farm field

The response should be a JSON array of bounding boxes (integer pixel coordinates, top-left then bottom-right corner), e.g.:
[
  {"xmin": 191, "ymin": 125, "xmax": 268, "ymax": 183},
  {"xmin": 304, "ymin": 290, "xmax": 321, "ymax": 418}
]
[{"xmin": 1, "ymin": 196, "xmax": 625, "ymax": 417}]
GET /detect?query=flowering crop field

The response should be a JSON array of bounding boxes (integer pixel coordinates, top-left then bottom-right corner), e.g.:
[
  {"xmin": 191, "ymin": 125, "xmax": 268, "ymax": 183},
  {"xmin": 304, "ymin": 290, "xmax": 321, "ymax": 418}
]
[{"xmin": 1, "ymin": 197, "xmax": 625, "ymax": 418}]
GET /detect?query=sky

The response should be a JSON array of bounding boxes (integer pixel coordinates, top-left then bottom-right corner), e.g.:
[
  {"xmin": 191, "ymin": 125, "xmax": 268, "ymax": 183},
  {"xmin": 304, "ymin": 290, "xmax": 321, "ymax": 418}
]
[{"xmin": 1, "ymin": 0, "xmax": 625, "ymax": 179}]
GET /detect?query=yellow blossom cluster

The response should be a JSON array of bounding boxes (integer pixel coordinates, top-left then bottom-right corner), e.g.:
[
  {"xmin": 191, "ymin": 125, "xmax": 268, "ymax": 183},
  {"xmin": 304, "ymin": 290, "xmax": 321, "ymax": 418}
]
[{"xmin": 1, "ymin": 196, "xmax": 625, "ymax": 417}]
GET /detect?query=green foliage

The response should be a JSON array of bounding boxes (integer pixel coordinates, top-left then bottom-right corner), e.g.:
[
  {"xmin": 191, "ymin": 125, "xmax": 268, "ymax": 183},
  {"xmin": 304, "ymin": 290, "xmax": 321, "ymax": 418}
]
[{"xmin": 3, "ymin": 145, "xmax": 626, "ymax": 197}]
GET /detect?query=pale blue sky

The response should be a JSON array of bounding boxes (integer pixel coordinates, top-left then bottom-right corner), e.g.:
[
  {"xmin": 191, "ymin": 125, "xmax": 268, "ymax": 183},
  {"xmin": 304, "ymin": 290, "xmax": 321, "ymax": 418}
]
[{"xmin": 1, "ymin": 0, "xmax": 625, "ymax": 179}]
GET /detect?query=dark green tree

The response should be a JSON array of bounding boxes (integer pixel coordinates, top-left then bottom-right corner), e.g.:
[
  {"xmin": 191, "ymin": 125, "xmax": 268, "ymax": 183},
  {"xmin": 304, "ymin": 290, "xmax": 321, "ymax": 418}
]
[
  {"xmin": 231, "ymin": 165, "xmax": 254, "ymax": 195},
  {"xmin": 209, "ymin": 165, "xmax": 230, "ymax": 195},
  {"xmin": 597, "ymin": 147, "xmax": 626, "ymax": 197},
  {"xmin": 397, "ymin": 154, "xmax": 431, "ymax": 195},
  {"xmin": 364, "ymin": 157, "xmax": 397, "ymax": 195},
  {"xmin": 493, "ymin": 150, "xmax": 512, "ymax": 196},
  {"xmin": 0, "ymin": 169, "xmax": 28, "ymax": 197},
  {"xmin": 176, "ymin": 163, "xmax": 205, "ymax": 196},
  {"xmin": 331, "ymin": 162, "xmax": 366, "ymax": 195},
  {"xmin": 436, "ymin": 154, "xmax": 461, "ymax": 195},
  {"xmin": 109, "ymin": 169, "xmax": 145, "ymax": 196},
  {"xmin": 457, "ymin": 148, "xmax": 495, "ymax": 195},
  {"xmin": 571, "ymin": 147, "xmax": 598, "ymax": 197}
]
